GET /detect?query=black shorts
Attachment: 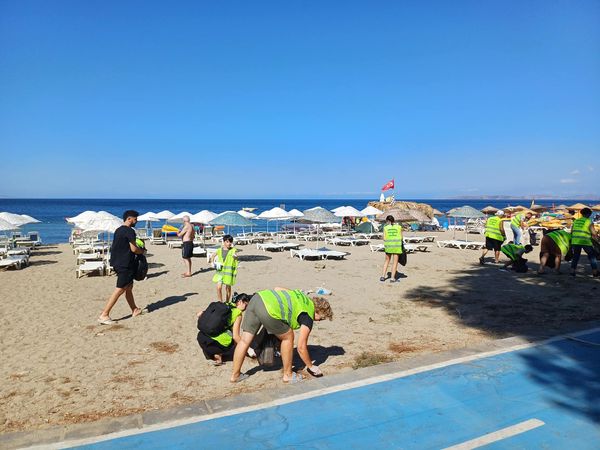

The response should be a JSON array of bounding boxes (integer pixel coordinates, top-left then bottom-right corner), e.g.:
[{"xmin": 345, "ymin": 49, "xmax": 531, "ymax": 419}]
[
  {"xmin": 182, "ymin": 241, "xmax": 194, "ymax": 259},
  {"xmin": 485, "ymin": 237, "xmax": 503, "ymax": 251},
  {"xmin": 197, "ymin": 332, "xmax": 234, "ymax": 360},
  {"xmin": 115, "ymin": 269, "xmax": 135, "ymax": 289}
]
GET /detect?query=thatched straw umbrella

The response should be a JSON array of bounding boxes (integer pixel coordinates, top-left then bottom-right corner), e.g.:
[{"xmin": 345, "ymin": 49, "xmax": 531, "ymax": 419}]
[
  {"xmin": 531, "ymin": 204, "xmax": 548, "ymax": 213},
  {"xmin": 592, "ymin": 204, "xmax": 600, "ymax": 212},
  {"xmin": 432, "ymin": 208, "xmax": 444, "ymax": 217},
  {"xmin": 376, "ymin": 209, "xmax": 418, "ymax": 223},
  {"xmin": 568, "ymin": 203, "xmax": 589, "ymax": 211},
  {"xmin": 481, "ymin": 205, "xmax": 499, "ymax": 215}
]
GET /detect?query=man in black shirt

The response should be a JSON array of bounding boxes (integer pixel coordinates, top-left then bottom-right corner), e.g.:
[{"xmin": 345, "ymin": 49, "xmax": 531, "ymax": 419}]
[{"xmin": 98, "ymin": 210, "xmax": 146, "ymax": 325}]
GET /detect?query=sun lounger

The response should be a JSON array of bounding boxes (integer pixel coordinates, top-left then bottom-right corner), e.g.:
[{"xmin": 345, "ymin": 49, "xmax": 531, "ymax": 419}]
[
  {"xmin": 257, "ymin": 242, "xmax": 302, "ymax": 252},
  {"xmin": 167, "ymin": 241, "xmax": 183, "ymax": 249},
  {"xmin": 150, "ymin": 230, "xmax": 166, "ymax": 245},
  {"xmin": 404, "ymin": 244, "xmax": 429, "ymax": 253},
  {"xmin": 290, "ymin": 248, "xmax": 323, "ymax": 260},
  {"xmin": 403, "ymin": 236, "xmax": 425, "ymax": 244},
  {"xmin": 316, "ymin": 247, "xmax": 349, "ymax": 259},
  {"xmin": 370, "ymin": 244, "xmax": 385, "ymax": 252},
  {"xmin": 192, "ymin": 247, "xmax": 207, "ymax": 257},
  {"xmin": 328, "ymin": 237, "xmax": 370, "ymax": 246},
  {"xmin": 437, "ymin": 240, "xmax": 484, "ymax": 250},
  {"xmin": 234, "ymin": 237, "xmax": 252, "ymax": 245},
  {"xmin": 77, "ymin": 261, "xmax": 105, "ymax": 278},
  {"xmin": 76, "ymin": 252, "xmax": 102, "ymax": 264},
  {"xmin": 7, "ymin": 248, "xmax": 30, "ymax": 256},
  {"xmin": 0, "ymin": 255, "xmax": 29, "ymax": 270}
]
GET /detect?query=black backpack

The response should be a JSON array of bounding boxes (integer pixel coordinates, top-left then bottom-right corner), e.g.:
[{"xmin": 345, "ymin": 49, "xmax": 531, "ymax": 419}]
[
  {"xmin": 134, "ymin": 254, "xmax": 148, "ymax": 281},
  {"xmin": 198, "ymin": 302, "xmax": 231, "ymax": 335}
]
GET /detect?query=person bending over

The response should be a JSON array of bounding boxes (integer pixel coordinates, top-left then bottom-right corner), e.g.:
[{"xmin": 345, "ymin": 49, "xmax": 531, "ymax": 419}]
[{"xmin": 230, "ymin": 288, "xmax": 333, "ymax": 384}]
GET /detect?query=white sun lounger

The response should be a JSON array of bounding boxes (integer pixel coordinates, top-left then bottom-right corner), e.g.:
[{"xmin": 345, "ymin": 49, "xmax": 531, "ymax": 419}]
[
  {"xmin": 290, "ymin": 249, "xmax": 323, "ymax": 260},
  {"xmin": 77, "ymin": 261, "xmax": 105, "ymax": 278},
  {"xmin": 403, "ymin": 236, "xmax": 425, "ymax": 244},
  {"xmin": 317, "ymin": 247, "xmax": 349, "ymax": 259},
  {"xmin": 192, "ymin": 247, "xmax": 207, "ymax": 257},
  {"xmin": 370, "ymin": 244, "xmax": 385, "ymax": 252},
  {"xmin": 404, "ymin": 244, "xmax": 429, "ymax": 253},
  {"xmin": 437, "ymin": 240, "xmax": 485, "ymax": 250},
  {"xmin": 257, "ymin": 242, "xmax": 302, "ymax": 252},
  {"xmin": 0, "ymin": 255, "xmax": 29, "ymax": 270},
  {"xmin": 328, "ymin": 237, "xmax": 370, "ymax": 246},
  {"xmin": 76, "ymin": 252, "xmax": 102, "ymax": 265},
  {"xmin": 167, "ymin": 241, "xmax": 183, "ymax": 249}
]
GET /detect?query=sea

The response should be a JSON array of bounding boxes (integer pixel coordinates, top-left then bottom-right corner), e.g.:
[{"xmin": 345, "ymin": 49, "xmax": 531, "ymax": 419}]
[{"xmin": 0, "ymin": 198, "xmax": 595, "ymax": 244}]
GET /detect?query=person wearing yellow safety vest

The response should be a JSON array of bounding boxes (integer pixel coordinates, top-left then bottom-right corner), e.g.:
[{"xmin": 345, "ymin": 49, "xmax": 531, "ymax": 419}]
[
  {"xmin": 196, "ymin": 294, "xmax": 252, "ymax": 366},
  {"xmin": 480, "ymin": 210, "xmax": 506, "ymax": 265},
  {"xmin": 538, "ymin": 229, "xmax": 572, "ymax": 274},
  {"xmin": 210, "ymin": 235, "xmax": 238, "ymax": 301},
  {"xmin": 230, "ymin": 288, "xmax": 333, "ymax": 384},
  {"xmin": 509, "ymin": 211, "xmax": 533, "ymax": 245},
  {"xmin": 500, "ymin": 243, "xmax": 533, "ymax": 271},
  {"xmin": 569, "ymin": 208, "xmax": 599, "ymax": 277},
  {"xmin": 381, "ymin": 215, "xmax": 404, "ymax": 282}
]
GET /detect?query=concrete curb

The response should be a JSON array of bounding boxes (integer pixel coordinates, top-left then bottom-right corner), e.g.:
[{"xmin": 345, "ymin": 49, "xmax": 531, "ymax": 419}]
[{"xmin": 3, "ymin": 320, "xmax": 599, "ymax": 450}]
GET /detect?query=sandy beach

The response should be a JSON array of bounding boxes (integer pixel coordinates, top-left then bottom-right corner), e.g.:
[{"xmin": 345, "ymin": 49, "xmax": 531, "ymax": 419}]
[{"xmin": 1, "ymin": 231, "xmax": 599, "ymax": 433}]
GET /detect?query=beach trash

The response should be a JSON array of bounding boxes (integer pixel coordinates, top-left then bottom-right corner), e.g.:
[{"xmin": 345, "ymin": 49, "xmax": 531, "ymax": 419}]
[{"xmin": 316, "ymin": 287, "xmax": 331, "ymax": 295}]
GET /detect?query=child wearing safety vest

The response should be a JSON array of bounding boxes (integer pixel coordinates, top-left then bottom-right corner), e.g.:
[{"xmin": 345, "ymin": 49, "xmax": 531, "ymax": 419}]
[{"xmin": 210, "ymin": 234, "xmax": 239, "ymax": 301}]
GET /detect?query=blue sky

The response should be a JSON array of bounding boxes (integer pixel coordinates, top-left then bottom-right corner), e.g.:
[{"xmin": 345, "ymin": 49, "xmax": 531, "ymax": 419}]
[{"xmin": 1, "ymin": 1, "xmax": 598, "ymax": 199}]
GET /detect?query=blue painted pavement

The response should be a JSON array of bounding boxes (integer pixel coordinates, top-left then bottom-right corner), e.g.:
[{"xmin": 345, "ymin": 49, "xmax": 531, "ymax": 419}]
[{"xmin": 71, "ymin": 329, "xmax": 600, "ymax": 449}]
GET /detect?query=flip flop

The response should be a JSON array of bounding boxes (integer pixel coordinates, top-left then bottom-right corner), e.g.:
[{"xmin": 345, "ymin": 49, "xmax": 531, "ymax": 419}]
[
  {"xmin": 307, "ymin": 367, "xmax": 323, "ymax": 378},
  {"xmin": 98, "ymin": 318, "xmax": 116, "ymax": 325},
  {"xmin": 231, "ymin": 373, "xmax": 249, "ymax": 383},
  {"xmin": 132, "ymin": 308, "xmax": 146, "ymax": 317},
  {"xmin": 212, "ymin": 360, "xmax": 224, "ymax": 367},
  {"xmin": 283, "ymin": 372, "xmax": 304, "ymax": 384},
  {"xmin": 379, "ymin": 277, "xmax": 386, "ymax": 282}
]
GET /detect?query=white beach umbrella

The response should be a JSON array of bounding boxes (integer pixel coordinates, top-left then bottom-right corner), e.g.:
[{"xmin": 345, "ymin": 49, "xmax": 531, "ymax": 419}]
[
  {"xmin": 0, "ymin": 217, "xmax": 20, "ymax": 232},
  {"xmin": 138, "ymin": 212, "xmax": 160, "ymax": 221},
  {"xmin": 258, "ymin": 207, "xmax": 292, "ymax": 240},
  {"xmin": 20, "ymin": 214, "xmax": 41, "ymax": 224},
  {"xmin": 361, "ymin": 205, "xmax": 383, "ymax": 216},
  {"xmin": 190, "ymin": 210, "xmax": 217, "ymax": 224},
  {"xmin": 287, "ymin": 209, "xmax": 304, "ymax": 233},
  {"xmin": 333, "ymin": 206, "xmax": 365, "ymax": 218},
  {"xmin": 66, "ymin": 210, "xmax": 97, "ymax": 224},
  {"xmin": 80, "ymin": 216, "xmax": 123, "ymax": 234},
  {"xmin": 331, "ymin": 206, "xmax": 346, "ymax": 214},
  {"xmin": 169, "ymin": 211, "xmax": 193, "ymax": 223},
  {"xmin": 237, "ymin": 209, "xmax": 257, "ymax": 219},
  {"xmin": 0, "ymin": 212, "xmax": 31, "ymax": 227},
  {"xmin": 155, "ymin": 210, "xmax": 175, "ymax": 220}
]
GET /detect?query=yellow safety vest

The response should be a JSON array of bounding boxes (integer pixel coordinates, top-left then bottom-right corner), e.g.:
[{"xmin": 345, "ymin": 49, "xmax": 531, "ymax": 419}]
[
  {"xmin": 258, "ymin": 289, "xmax": 315, "ymax": 330},
  {"xmin": 211, "ymin": 306, "xmax": 242, "ymax": 347},
  {"xmin": 571, "ymin": 218, "xmax": 592, "ymax": 246},
  {"xmin": 383, "ymin": 224, "xmax": 404, "ymax": 254},
  {"xmin": 212, "ymin": 248, "xmax": 238, "ymax": 285},
  {"xmin": 510, "ymin": 214, "xmax": 523, "ymax": 229},
  {"xmin": 485, "ymin": 216, "xmax": 504, "ymax": 242},
  {"xmin": 501, "ymin": 244, "xmax": 524, "ymax": 261},
  {"xmin": 547, "ymin": 230, "xmax": 571, "ymax": 256}
]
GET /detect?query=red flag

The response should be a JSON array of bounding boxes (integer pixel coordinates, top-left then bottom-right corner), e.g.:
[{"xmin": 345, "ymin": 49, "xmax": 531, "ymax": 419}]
[{"xmin": 381, "ymin": 179, "xmax": 395, "ymax": 191}]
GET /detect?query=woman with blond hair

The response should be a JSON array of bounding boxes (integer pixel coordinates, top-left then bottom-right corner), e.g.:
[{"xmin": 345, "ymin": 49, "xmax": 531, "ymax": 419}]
[{"xmin": 230, "ymin": 288, "xmax": 333, "ymax": 384}]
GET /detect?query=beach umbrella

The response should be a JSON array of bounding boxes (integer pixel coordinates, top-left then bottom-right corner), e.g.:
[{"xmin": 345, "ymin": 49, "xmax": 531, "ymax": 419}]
[
  {"xmin": 169, "ymin": 211, "xmax": 193, "ymax": 223},
  {"xmin": 209, "ymin": 211, "xmax": 253, "ymax": 235},
  {"xmin": 361, "ymin": 205, "xmax": 384, "ymax": 216},
  {"xmin": 555, "ymin": 204, "xmax": 568, "ymax": 210},
  {"xmin": 20, "ymin": 214, "xmax": 40, "ymax": 224},
  {"xmin": 138, "ymin": 212, "xmax": 160, "ymax": 221},
  {"xmin": 530, "ymin": 204, "xmax": 548, "ymax": 213},
  {"xmin": 592, "ymin": 204, "xmax": 600, "ymax": 212},
  {"xmin": 331, "ymin": 206, "xmax": 345, "ymax": 214},
  {"xmin": 237, "ymin": 210, "xmax": 257, "ymax": 219},
  {"xmin": 405, "ymin": 209, "xmax": 431, "ymax": 223},
  {"xmin": 432, "ymin": 208, "xmax": 444, "ymax": 217},
  {"xmin": 0, "ymin": 212, "xmax": 31, "ymax": 227},
  {"xmin": 481, "ymin": 205, "xmax": 499, "ymax": 215},
  {"xmin": 66, "ymin": 210, "xmax": 97, "ymax": 224},
  {"xmin": 446, "ymin": 206, "xmax": 485, "ymax": 241},
  {"xmin": 334, "ymin": 206, "xmax": 365, "ymax": 218},
  {"xmin": 191, "ymin": 210, "xmax": 218, "ymax": 224},
  {"xmin": 0, "ymin": 217, "xmax": 19, "ymax": 232},
  {"xmin": 298, "ymin": 207, "xmax": 341, "ymax": 248},
  {"xmin": 287, "ymin": 208, "xmax": 304, "ymax": 233},
  {"xmin": 138, "ymin": 212, "xmax": 160, "ymax": 234},
  {"xmin": 258, "ymin": 207, "xmax": 292, "ymax": 240},
  {"xmin": 155, "ymin": 210, "xmax": 175, "ymax": 220},
  {"xmin": 568, "ymin": 203, "xmax": 589, "ymax": 211}
]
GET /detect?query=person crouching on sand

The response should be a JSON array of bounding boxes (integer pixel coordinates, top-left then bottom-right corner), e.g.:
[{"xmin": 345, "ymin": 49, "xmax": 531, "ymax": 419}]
[
  {"xmin": 230, "ymin": 288, "xmax": 333, "ymax": 384},
  {"xmin": 210, "ymin": 235, "xmax": 238, "ymax": 302},
  {"xmin": 197, "ymin": 293, "xmax": 252, "ymax": 366}
]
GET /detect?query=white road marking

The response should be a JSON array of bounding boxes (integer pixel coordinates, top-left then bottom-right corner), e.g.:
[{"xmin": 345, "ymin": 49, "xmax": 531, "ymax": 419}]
[{"xmin": 443, "ymin": 418, "xmax": 545, "ymax": 449}]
